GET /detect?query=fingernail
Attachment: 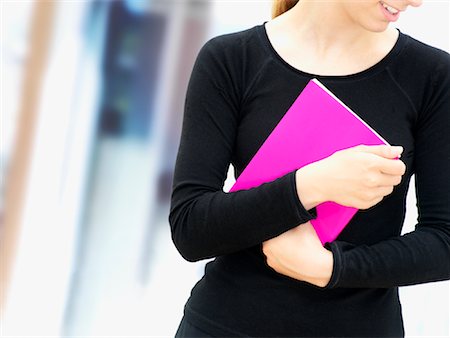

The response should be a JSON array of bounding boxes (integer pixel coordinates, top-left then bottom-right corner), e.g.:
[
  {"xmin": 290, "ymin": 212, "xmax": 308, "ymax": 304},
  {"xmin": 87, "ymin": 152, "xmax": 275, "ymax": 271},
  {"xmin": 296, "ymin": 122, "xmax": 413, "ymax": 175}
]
[{"xmin": 391, "ymin": 146, "xmax": 403, "ymax": 158}]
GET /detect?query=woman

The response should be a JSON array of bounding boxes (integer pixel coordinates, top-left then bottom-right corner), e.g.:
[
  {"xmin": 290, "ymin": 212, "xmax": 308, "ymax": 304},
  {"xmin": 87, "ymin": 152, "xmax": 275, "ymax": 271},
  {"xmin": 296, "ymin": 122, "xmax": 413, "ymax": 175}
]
[{"xmin": 169, "ymin": 0, "xmax": 450, "ymax": 336}]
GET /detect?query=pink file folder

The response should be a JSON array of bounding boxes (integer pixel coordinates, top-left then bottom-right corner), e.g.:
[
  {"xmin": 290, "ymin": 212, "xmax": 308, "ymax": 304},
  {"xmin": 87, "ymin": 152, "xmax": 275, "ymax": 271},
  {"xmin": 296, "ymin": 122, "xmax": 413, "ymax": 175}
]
[{"xmin": 228, "ymin": 78, "xmax": 392, "ymax": 245}]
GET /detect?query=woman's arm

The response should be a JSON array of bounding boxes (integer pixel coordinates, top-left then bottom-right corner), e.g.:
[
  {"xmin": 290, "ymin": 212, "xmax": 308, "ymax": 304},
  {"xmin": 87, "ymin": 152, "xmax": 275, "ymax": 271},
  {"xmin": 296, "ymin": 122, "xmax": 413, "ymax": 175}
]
[
  {"xmin": 326, "ymin": 56, "xmax": 450, "ymax": 289},
  {"xmin": 169, "ymin": 38, "xmax": 316, "ymax": 262},
  {"xmin": 265, "ymin": 55, "xmax": 450, "ymax": 288}
]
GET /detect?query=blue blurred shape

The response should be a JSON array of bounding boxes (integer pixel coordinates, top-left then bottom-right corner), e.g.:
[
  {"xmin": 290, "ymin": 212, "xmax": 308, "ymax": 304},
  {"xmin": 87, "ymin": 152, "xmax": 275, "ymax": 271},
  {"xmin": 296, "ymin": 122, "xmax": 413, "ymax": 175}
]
[{"xmin": 124, "ymin": 0, "xmax": 151, "ymax": 15}]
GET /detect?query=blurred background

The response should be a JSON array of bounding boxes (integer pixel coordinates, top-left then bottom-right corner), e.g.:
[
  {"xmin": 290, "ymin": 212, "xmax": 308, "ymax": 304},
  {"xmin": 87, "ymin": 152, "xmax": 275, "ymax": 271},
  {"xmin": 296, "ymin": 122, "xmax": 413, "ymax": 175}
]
[{"xmin": 1, "ymin": 0, "xmax": 449, "ymax": 337}]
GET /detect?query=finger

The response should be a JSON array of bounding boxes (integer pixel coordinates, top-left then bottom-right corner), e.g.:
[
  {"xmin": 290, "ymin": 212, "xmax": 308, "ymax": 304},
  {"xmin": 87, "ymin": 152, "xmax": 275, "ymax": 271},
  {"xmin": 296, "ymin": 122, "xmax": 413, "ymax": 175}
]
[
  {"xmin": 353, "ymin": 144, "xmax": 403, "ymax": 159},
  {"xmin": 377, "ymin": 158, "xmax": 407, "ymax": 175},
  {"xmin": 377, "ymin": 172, "xmax": 403, "ymax": 186}
]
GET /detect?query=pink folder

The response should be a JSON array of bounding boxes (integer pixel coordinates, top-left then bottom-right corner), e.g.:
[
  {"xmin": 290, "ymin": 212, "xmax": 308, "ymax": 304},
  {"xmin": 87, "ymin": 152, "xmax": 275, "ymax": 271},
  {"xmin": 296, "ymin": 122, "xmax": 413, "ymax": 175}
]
[{"xmin": 228, "ymin": 78, "xmax": 392, "ymax": 244}]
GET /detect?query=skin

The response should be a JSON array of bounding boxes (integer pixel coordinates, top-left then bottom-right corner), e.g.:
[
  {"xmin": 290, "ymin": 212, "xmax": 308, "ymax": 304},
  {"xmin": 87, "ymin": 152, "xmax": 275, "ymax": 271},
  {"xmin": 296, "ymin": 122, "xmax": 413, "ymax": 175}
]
[{"xmin": 262, "ymin": 0, "xmax": 421, "ymax": 287}]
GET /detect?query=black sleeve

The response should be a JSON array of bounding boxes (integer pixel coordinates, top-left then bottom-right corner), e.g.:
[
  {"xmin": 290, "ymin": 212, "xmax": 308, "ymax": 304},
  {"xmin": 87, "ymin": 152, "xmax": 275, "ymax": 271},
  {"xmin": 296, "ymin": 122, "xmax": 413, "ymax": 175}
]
[
  {"xmin": 326, "ymin": 55, "xmax": 450, "ymax": 289},
  {"xmin": 169, "ymin": 38, "xmax": 316, "ymax": 262}
]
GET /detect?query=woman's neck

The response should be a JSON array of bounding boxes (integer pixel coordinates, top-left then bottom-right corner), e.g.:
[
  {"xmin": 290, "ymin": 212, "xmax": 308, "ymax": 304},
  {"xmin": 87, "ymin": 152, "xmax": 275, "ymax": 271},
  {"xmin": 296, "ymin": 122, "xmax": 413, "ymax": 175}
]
[
  {"xmin": 265, "ymin": 2, "xmax": 399, "ymax": 76},
  {"xmin": 274, "ymin": 1, "xmax": 392, "ymax": 57}
]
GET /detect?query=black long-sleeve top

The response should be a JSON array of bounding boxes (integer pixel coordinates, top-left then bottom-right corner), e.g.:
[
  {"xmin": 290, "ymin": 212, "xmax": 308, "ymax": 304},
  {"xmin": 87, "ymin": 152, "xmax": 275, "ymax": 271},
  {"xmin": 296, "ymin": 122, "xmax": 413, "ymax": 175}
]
[{"xmin": 169, "ymin": 23, "xmax": 450, "ymax": 337}]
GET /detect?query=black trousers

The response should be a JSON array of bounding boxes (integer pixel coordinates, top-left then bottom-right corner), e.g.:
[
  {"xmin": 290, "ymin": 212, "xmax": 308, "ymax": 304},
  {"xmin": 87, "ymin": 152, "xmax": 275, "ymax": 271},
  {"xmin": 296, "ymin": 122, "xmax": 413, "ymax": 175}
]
[{"xmin": 175, "ymin": 316, "xmax": 213, "ymax": 337}]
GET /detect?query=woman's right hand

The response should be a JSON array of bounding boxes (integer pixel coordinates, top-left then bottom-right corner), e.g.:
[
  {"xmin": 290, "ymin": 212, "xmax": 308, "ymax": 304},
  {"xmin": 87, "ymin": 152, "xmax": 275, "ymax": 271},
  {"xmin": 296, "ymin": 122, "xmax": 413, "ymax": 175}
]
[{"xmin": 297, "ymin": 145, "xmax": 407, "ymax": 210}]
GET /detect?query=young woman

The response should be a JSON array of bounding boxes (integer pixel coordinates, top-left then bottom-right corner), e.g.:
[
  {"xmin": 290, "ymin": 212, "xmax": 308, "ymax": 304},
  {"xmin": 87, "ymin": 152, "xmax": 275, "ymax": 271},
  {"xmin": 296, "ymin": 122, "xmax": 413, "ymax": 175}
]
[{"xmin": 169, "ymin": 0, "xmax": 450, "ymax": 336}]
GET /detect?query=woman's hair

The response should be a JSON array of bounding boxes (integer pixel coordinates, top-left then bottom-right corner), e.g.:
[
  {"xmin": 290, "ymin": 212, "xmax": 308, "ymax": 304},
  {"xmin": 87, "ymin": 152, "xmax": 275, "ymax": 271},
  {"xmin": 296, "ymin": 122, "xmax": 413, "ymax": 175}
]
[{"xmin": 272, "ymin": 0, "xmax": 299, "ymax": 18}]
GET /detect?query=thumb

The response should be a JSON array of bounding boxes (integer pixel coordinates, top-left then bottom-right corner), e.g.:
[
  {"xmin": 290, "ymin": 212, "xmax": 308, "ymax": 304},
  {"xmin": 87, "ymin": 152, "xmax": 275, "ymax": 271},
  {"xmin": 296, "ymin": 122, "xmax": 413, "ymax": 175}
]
[{"xmin": 352, "ymin": 144, "xmax": 403, "ymax": 158}]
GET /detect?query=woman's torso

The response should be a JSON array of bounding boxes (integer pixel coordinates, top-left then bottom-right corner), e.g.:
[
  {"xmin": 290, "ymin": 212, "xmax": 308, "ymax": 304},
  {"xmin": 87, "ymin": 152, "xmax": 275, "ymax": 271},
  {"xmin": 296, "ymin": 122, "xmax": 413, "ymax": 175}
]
[{"xmin": 179, "ymin": 23, "xmax": 436, "ymax": 337}]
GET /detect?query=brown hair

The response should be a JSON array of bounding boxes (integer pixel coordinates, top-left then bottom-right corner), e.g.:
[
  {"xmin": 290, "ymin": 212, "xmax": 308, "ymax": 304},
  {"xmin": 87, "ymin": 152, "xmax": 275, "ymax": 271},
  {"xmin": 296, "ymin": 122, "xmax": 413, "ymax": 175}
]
[{"xmin": 271, "ymin": 0, "xmax": 299, "ymax": 18}]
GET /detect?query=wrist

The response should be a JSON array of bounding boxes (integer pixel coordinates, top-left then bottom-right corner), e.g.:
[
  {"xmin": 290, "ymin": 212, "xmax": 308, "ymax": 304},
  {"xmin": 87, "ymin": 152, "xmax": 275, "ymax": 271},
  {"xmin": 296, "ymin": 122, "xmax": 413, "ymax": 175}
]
[
  {"xmin": 316, "ymin": 249, "xmax": 334, "ymax": 287},
  {"xmin": 295, "ymin": 162, "xmax": 327, "ymax": 210},
  {"xmin": 302, "ymin": 248, "xmax": 333, "ymax": 288}
]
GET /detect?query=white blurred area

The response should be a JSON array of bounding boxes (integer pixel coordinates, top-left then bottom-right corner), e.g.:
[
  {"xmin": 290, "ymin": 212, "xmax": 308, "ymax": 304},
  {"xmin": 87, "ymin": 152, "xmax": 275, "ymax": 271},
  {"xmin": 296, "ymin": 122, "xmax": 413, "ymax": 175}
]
[{"xmin": 0, "ymin": 1, "xmax": 449, "ymax": 337}]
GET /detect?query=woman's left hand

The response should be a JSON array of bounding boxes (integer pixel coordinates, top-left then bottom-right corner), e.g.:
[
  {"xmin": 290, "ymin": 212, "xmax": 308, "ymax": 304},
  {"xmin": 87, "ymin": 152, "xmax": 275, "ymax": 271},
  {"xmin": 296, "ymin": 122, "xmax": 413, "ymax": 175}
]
[{"xmin": 262, "ymin": 221, "xmax": 334, "ymax": 287}]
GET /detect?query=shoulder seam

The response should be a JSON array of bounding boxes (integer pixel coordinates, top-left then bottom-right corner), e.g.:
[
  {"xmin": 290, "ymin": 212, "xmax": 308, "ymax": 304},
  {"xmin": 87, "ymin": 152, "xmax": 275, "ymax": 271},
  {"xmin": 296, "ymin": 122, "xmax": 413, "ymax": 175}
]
[
  {"xmin": 241, "ymin": 58, "xmax": 272, "ymax": 108},
  {"xmin": 385, "ymin": 67, "xmax": 419, "ymax": 116}
]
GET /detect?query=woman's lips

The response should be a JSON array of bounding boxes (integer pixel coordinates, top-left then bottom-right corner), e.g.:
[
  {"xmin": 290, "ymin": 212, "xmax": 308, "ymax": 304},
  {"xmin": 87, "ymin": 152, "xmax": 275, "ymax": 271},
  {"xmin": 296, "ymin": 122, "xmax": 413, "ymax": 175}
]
[{"xmin": 379, "ymin": 1, "xmax": 401, "ymax": 22}]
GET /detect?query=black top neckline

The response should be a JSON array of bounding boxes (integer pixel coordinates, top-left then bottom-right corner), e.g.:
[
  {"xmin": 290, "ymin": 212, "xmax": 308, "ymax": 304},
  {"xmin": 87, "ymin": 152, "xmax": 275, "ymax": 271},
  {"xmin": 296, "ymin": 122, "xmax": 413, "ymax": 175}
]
[{"xmin": 257, "ymin": 22, "xmax": 407, "ymax": 81}]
